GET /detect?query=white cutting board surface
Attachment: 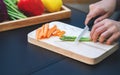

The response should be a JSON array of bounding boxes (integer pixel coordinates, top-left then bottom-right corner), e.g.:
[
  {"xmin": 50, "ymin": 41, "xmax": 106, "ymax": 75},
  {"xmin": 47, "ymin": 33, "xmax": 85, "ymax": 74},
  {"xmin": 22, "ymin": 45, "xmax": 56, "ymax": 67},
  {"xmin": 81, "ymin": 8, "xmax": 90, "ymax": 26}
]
[{"xmin": 28, "ymin": 21, "xmax": 119, "ymax": 65}]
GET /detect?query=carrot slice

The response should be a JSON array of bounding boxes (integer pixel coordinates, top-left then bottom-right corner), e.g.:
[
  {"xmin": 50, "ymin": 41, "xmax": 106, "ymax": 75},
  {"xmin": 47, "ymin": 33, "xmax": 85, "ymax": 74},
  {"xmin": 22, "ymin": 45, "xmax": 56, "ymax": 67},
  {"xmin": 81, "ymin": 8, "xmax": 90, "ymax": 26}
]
[
  {"xmin": 47, "ymin": 25, "xmax": 57, "ymax": 38},
  {"xmin": 43, "ymin": 23, "xmax": 49, "ymax": 38},
  {"xmin": 36, "ymin": 27, "xmax": 42, "ymax": 40},
  {"xmin": 52, "ymin": 29, "xmax": 61, "ymax": 36},
  {"xmin": 39, "ymin": 25, "xmax": 45, "ymax": 39},
  {"xmin": 57, "ymin": 31, "xmax": 65, "ymax": 37}
]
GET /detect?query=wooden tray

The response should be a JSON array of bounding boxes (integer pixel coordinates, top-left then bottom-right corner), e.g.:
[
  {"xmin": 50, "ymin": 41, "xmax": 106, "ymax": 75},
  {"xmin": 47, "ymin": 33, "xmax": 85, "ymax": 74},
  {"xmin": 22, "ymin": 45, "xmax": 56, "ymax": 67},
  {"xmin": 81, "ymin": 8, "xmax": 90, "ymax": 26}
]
[
  {"xmin": 0, "ymin": 6, "xmax": 71, "ymax": 32},
  {"xmin": 28, "ymin": 21, "xmax": 119, "ymax": 65}
]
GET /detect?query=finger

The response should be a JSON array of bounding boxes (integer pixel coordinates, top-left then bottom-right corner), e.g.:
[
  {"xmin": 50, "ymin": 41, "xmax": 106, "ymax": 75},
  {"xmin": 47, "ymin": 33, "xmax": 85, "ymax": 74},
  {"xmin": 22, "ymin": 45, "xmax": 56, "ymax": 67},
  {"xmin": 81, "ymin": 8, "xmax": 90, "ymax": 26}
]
[
  {"xmin": 85, "ymin": 8, "xmax": 100, "ymax": 25},
  {"xmin": 85, "ymin": 7, "xmax": 106, "ymax": 25},
  {"xmin": 85, "ymin": 4, "xmax": 95, "ymax": 25},
  {"xmin": 99, "ymin": 29, "xmax": 113, "ymax": 43},
  {"xmin": 92, "ymin": 25, "xmax": 107, "ymax": 42},
  {"xmin": 106, "ymin": 32, "xmax": 120, "ymax": 45},
  {"xmin": 85, "ymin": 12, "xmax": 94, "ymax": 25},
  {"xmin": 90, "ymin": 20, "xmax": 105, "ymax": 40},
  {"xmin": 94, "ymin": 14, "xmax": 109, "ymax": 24}
]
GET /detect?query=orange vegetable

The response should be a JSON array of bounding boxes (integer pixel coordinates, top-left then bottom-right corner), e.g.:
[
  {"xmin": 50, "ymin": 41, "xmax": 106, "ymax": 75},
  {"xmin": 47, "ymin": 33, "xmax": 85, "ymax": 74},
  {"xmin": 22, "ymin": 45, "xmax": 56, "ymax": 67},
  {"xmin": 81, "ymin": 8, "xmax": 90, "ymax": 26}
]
[
  {"xmin": 36, "ymin": 23, "xmax": 65, "ymax": 40},
  {"xmin": 52, "ymin": 29, "xmax": 61, "ymax": 36},
  {"xmin": 47, "ymin": 25, "xmax": 57, "ymax": 38},
  {"xmin": 43, "ymin": 23, "xmax": 49, "ymax": 38},
  {"xmin": 36, "ymin": 28, "xmax": 41, "ymax": 40},
  {"xmin": 57, "ymin": 31, "xmax": 65, "ymax": 37},
  {"xmin": 38, "ymin": 25, "xmax": 45, "ymax": 39}
]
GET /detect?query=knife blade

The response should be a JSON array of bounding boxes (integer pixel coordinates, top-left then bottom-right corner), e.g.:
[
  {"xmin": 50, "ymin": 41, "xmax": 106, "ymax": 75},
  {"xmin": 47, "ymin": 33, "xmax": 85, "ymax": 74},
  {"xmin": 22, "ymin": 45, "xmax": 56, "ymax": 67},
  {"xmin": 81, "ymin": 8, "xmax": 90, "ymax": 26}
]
[
  {"xmin": 74, "ymin": 16, "xmax": 99, "ymax": 44},
  {"xmin": 74, "ymin": 25, "xmax": 89, "ymax": 44}
]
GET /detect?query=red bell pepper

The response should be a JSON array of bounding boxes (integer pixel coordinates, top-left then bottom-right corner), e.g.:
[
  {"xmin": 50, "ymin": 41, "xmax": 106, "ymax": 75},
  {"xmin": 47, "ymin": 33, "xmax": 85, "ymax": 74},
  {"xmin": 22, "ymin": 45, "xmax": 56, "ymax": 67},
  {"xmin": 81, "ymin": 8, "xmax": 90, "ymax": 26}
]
[{"xmin": 17, "ymin": 0, "xmax": 44, "ymax": 16}]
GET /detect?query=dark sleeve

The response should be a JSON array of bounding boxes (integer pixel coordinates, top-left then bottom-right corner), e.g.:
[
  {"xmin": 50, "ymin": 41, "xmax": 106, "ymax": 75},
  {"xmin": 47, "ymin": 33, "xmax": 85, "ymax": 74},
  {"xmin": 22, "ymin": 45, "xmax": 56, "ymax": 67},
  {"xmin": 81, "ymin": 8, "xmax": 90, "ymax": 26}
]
[{"xmin": 115, "ymin": 0, "xmax": 120, "ymax": 11}]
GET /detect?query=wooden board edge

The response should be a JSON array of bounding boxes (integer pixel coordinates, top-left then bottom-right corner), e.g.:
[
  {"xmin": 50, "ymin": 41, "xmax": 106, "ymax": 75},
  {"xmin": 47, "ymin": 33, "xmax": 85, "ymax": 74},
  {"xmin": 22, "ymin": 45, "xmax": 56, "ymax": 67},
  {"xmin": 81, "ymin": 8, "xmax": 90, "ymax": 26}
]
[
  {"xmin": 0, "ymin": 6, "xmax": 71, "ymax": 32},
  {"xmin": 93, "ymin": 44, "xmax": 119, "ymax": 65},
  {"xmin": 28, "ymin": 36, "xmax": 102, "ymax": 65}
]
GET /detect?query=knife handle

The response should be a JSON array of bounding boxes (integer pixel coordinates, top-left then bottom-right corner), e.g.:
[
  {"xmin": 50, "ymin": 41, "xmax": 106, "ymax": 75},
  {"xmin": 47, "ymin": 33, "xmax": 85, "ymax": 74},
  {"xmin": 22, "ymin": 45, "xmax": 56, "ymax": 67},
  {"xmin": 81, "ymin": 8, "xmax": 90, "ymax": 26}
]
[{"xmin": 87, "ymin": 16, "xmax": 100, "ymax": 28}]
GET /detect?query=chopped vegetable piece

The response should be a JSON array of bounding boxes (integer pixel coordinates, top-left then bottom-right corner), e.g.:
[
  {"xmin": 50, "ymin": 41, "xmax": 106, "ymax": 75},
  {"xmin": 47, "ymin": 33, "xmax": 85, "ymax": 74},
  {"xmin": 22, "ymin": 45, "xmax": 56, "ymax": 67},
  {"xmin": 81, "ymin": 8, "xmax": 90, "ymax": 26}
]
[
  {"xmin": 52, "ymin": 29, "xmax": 61, "ymax": 36},
  {"xmin": 60, "ymin": 36, "xmax": 91, "ymax": 42},
  {"xmin": 39, "ymin": 25, "xmax": 45, "ymax": 39},
  {"xmin": 47, "ymin": 25, "xmax": 57, "ymax": 38},
  {"xmin": 36, "ymin": 24, "xmax": 65, "ymax": 40},
  {"xmin": 36, "ymin": 28, "xmax": 42, "ymax": 40},
  {"xmin": 57, "ymin": 31, "xmax": 65, "ymax": 37},
  {"xmin": 43, "ymin": 23, "xmax": 49, "ymax": 38}
]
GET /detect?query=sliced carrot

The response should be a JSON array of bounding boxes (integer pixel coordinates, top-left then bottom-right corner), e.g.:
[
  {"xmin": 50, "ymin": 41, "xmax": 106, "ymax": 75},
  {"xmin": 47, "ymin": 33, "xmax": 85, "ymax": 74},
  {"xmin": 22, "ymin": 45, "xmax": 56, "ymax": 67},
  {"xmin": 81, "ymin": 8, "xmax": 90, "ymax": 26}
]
[
  {"xmin": 36, "ymin": 27, "xmax": 42, "ymax": 40},
  {"xmin": 57, "ymin": 31, "xmax": 65, "ymax": 37},
  {"xmin": 47, "ymin": 25, "xmax": 57, "ymax": 38},
  {"xmin": 38, "ymin": 25, "xmax": 45, "ymax": 39},
  {"xmin": 36, "ymin": 23, "xmax": 66, "ymax": 40},
  {"xmin": 52, "ymin": 29, "xmax": 61, "ymax": 36},
  {"xmin": 43, "ymin": 23, "xmax": 49, "ymax": 38}
]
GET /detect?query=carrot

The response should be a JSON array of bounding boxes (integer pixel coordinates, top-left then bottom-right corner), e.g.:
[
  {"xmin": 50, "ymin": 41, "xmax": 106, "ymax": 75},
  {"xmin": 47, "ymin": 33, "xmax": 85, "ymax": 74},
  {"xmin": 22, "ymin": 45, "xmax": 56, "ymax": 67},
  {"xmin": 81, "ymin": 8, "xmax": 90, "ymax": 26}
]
[
  {"xmin": 57, "ymin": 31, "xmax": 65, "ymax": 37},
  {"xmin": 47, "ymin": 25, "xmax": 57, "ymax": 38},
  {"xmin": 52, "ymin": 29, "xmax": 61, "ymax": 36},
  {"xmin": 36, "ymin": 23, "xmax": 66, "ymax": 40},
  {"xmin": 43, "ymin": 23, "xmax": 49, "ymax": 38},
  {"xmin": 38, "ymin": 25, "xmax": 45, "ymax": 39},
  {"xmin": 36, "ymin": 27, "xmax": 42, "ymax": 40}
]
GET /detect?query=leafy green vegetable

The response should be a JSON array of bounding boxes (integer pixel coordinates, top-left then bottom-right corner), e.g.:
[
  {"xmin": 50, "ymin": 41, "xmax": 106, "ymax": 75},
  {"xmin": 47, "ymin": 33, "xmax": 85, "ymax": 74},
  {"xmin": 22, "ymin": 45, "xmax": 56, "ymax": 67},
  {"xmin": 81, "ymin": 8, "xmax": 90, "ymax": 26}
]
[
  {"xmin": 4, "ymin": 0, "xmax": 27, "ymax": 20},
  {"xmin": 60, "ymin": 36, "xmax": 91, "ymax": 42},
  {"xmin": 11, "ymin": 0, "xmax": 18, "ymax": 4}
]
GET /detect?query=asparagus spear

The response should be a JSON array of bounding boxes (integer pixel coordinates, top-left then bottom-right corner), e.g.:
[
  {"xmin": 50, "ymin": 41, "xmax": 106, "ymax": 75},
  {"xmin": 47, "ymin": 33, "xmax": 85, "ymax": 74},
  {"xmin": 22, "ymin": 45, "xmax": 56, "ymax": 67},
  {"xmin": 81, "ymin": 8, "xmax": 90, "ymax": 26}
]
[{"xmin": 60, "ymin": 36, "xmax": 91, "ymax": 42}]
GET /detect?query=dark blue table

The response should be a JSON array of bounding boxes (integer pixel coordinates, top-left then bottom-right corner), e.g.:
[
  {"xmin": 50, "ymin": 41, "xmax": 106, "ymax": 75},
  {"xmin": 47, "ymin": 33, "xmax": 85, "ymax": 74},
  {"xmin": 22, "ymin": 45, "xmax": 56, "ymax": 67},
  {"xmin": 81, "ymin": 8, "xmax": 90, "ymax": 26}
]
[{"xmin": 0, "ymin": 7, "xmax": 120, "ymax": 75}]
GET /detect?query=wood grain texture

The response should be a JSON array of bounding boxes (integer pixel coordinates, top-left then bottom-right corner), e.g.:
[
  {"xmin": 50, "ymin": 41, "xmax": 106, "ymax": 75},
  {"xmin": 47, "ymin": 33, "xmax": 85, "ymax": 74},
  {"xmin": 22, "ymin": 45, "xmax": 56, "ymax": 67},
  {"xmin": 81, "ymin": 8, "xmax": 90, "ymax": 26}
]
[
  {"xmin": 0, "ymin": 6, "xmax": 71, "ymax": 32},
  {"xmin": 63, "ymin": 0, "xmax": 99, "ymax": 3},
  {"xmin": 28, "ymin": 21, "xmax": 119, "ymax": 65}
]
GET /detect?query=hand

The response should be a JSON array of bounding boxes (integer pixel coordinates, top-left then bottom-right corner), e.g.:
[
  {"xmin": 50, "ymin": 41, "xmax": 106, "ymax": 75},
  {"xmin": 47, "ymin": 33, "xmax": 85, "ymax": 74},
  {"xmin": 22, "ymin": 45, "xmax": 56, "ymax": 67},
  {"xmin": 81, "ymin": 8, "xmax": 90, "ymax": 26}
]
[
  {"xmin": 85, "ymin": 0, "xmax": 116, "ymax": 25},
  {"xmin": 90, "ymin": 19, "xmax": 120, "ymax": 45}
]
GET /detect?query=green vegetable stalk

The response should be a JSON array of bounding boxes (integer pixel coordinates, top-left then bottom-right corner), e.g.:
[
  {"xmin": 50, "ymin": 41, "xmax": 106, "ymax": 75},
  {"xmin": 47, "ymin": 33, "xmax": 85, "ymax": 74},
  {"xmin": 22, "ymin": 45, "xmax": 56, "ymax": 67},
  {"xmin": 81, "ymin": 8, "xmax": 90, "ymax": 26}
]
[
  {"xmin": 11, "ymin": 0, "xmax": 18, "ymax": 4},
  {"xmin": 4, "ymin": 0, "xmax": 27, "ymax": 20},
  {"xmin": 60, "ymin": 36, "xmax": 91, "ymax": 42}
]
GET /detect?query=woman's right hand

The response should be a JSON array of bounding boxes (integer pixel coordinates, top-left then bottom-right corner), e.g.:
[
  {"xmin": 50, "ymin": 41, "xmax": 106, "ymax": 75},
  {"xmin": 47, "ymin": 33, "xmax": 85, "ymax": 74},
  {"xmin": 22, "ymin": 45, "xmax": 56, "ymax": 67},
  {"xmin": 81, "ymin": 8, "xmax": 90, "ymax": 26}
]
[{"xmin": 85, "ymin": 0, "xmax": 116, "ymax": 25}]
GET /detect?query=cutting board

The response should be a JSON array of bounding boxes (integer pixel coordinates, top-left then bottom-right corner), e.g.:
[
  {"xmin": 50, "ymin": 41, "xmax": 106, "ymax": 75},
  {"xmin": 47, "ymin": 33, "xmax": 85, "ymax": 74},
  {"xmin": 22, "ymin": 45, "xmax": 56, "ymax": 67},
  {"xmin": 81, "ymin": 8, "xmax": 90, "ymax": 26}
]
[
  {"xmin": 28, "ymin": 21, "xmax": 119, "ymax": 65},
  {"xmin": 0, "ymin": 6, "xmax": 71, "ymax": 32}
]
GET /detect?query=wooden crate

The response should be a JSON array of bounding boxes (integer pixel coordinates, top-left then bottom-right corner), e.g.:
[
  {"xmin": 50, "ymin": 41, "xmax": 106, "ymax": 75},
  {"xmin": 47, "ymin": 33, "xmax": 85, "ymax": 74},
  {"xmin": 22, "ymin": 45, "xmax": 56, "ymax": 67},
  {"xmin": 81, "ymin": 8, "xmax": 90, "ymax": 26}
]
[
  {"xmin": 0, "ymin": 6, "xmax": 71, "ymax": 32},
  {"xmin": 63, "ymin": 0, "xmax": 99, "ymax": 3}
]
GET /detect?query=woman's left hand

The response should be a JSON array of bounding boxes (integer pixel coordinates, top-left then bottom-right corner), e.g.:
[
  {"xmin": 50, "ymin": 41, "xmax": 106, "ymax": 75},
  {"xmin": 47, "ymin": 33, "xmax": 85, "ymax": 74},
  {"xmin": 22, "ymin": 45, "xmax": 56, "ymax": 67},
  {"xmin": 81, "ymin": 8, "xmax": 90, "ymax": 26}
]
[{"xmin": 90, "ymin": 19, "xmax": 120, "ymax": 45}]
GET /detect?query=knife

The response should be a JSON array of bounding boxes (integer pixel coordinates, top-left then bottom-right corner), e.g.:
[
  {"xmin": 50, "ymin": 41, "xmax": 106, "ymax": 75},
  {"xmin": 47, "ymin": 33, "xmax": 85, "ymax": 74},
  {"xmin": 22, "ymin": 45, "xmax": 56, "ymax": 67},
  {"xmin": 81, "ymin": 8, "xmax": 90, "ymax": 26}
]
[
  {"xmin": 74, "ymin": 25, "xmax": 89, "ymax": 44},
  {"xmin": 74, "ymin": 16, "xmax": 99, "ymax": 44}
]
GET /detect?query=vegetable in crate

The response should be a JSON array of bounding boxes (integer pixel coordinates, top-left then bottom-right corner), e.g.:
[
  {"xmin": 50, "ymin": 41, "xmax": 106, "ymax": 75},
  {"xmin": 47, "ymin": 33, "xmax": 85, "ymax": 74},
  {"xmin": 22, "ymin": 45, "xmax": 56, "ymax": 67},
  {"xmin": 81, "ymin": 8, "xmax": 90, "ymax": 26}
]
[
  {"xmin": 17, "ymin": 0, "xmax": 44, "ymax": 16},
  {"xmin": 0, "ymin": 0, "xmax": 9, "ymax": 22},
  {"xmin": 42, "ymin": 0, "xmax": 63, "ymax": 12},
  {"xmin": 4, "ymin": 0, "xmax": 27, "ymax": 20}
]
